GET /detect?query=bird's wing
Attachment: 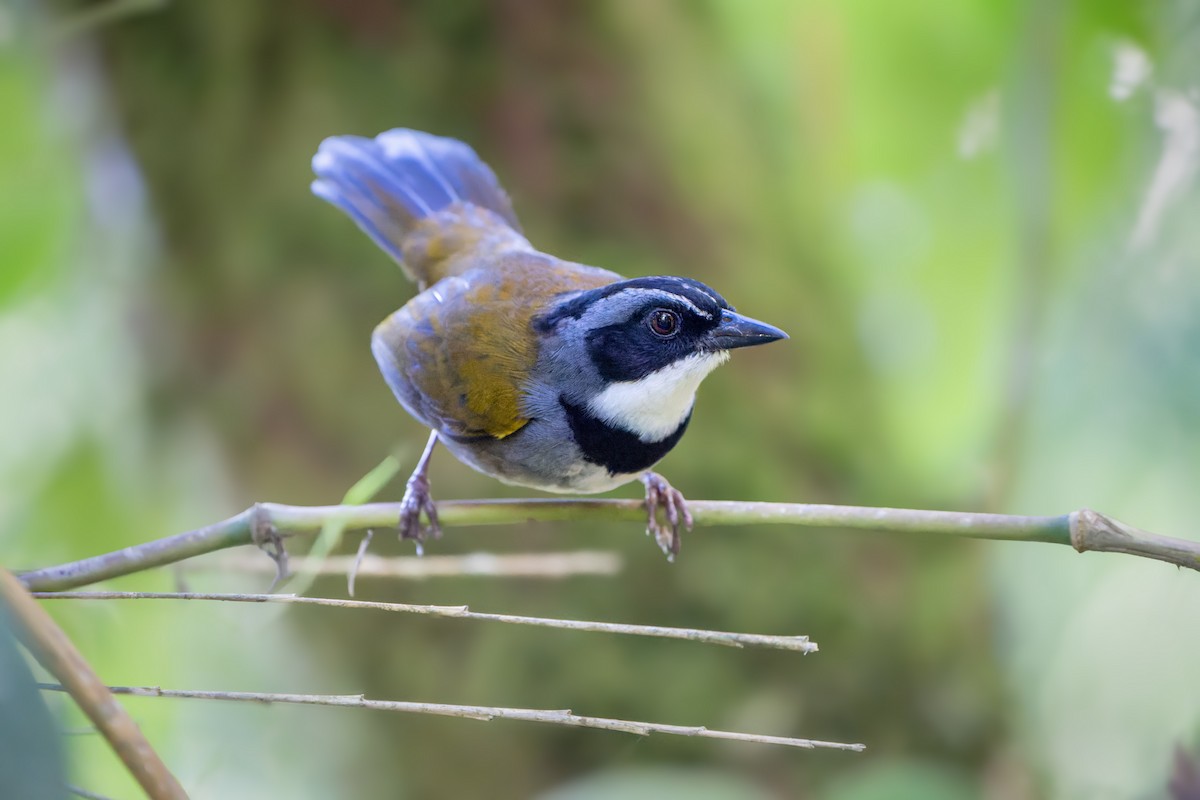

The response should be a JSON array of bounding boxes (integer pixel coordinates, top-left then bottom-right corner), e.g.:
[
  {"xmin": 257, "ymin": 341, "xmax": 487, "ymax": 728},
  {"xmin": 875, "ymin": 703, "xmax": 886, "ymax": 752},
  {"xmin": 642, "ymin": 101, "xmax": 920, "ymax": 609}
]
[{"xmin": 372, "ymin": 253, "xmax": 617, "ymax": 440}]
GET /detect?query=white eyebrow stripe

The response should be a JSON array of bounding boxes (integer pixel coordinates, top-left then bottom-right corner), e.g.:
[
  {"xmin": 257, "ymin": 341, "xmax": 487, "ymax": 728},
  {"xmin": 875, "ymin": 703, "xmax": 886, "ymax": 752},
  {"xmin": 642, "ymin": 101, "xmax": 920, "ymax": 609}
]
[{"xmin": 604, "ymin": 287, "xmax": 713, "ymax": 319}]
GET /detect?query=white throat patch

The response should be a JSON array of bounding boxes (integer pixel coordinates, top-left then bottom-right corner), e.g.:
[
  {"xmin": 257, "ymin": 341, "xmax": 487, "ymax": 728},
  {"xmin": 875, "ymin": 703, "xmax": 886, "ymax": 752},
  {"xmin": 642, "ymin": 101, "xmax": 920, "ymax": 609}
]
[{"xmin": 587, "ymin": 351, "xmax": 729, "ymax": 442}]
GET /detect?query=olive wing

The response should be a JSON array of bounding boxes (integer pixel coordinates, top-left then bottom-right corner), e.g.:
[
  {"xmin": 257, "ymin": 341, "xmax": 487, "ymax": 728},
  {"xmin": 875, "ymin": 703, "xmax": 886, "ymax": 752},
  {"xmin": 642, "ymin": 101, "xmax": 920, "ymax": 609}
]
[{"xmin": 372, "ymin": 257, "xmax": 616, "ymax": 440}]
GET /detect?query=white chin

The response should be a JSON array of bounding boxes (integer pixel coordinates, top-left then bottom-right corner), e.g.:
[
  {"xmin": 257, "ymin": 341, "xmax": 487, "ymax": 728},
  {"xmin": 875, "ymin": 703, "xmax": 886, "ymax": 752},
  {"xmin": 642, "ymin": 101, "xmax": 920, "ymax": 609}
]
[{"xmin": 586, "ymin": 351, "xmax": 729, "ymax": 442}]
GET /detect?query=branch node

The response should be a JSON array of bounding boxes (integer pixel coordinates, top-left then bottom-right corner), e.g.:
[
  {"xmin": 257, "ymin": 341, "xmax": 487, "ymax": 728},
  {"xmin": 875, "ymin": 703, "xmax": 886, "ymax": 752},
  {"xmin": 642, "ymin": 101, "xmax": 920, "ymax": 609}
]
[
  {"xmin": 1069, "ymin": 507, "xmax": 1200, "ymax": 571},
  {"xmin": 1068, "ymin": 508, "xmax": 1093, "ymax": 553},
  {"xmin": 1073, "ymin": 507, "xmax": 1140, "ymax": 554},
  {"xmin": 250, "ymin": 504, "xmax": 289, "ymax": 591}
]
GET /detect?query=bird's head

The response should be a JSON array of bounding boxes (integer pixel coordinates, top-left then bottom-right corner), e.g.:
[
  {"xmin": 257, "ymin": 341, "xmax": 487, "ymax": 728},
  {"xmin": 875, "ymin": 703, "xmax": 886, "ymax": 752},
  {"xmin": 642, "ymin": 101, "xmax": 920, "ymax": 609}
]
[{"xmin": 536, "ymin": 276, "xmax": 787, "ymax": 443}]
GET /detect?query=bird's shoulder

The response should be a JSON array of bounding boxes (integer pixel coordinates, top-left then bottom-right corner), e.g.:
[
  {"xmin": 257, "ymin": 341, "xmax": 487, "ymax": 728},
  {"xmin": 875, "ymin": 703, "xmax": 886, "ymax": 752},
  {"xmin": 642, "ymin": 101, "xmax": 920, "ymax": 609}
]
[{"xmin": 373, "ymin": 253, "xmax": 618, "ymax": 440}]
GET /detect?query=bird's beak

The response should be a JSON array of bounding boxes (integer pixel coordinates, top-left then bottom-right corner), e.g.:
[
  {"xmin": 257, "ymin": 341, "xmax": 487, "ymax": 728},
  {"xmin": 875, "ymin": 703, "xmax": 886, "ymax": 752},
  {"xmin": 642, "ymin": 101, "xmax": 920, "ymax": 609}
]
[{"xmin": 707, "ymin": 310, "xmax": 788, "ymax": 351}]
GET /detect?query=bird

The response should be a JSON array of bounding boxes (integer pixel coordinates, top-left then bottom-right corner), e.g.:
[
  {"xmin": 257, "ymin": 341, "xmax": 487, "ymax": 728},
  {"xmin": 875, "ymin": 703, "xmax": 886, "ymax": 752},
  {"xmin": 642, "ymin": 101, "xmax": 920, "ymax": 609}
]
[{"xmin": 311, "ymin": 128, "xmax": 786, "ymax": 560}]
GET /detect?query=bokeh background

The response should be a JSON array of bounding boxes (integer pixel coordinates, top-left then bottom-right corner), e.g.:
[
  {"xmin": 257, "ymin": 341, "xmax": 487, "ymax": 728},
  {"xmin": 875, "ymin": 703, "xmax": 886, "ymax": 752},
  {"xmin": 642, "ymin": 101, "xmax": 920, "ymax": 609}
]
[{"xmin": 4, "ymin": 1, "xmax": 1200, "ymax": 798}]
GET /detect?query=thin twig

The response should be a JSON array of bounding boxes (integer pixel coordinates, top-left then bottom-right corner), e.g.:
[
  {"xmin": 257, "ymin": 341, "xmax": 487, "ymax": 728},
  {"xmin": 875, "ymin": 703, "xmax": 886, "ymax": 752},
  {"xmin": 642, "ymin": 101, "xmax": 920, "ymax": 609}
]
[
  {"xmin": 66, "ymin": 784, "xmax": 118, "ymax": 800},
  {"xmin": 16, "ymin": 500, "xmax": 1199, "ymax": 592},
  {"xmin": 38, "ymin": 683, "xmax": 863, "ymax": 752},
  {"xmin": 293, "ymin": 454, "xmax": 401, "ymax": 598},
  {"xmin": 0, "ymin": 571, "xmax": 188, "ymax": 800},
  {"xmin": 32, "ymin": 591, "xmax": 818, "ymax": 654},
  {"xmin": 189, "ymin": 550, "xmax": 622, "ymax": 580},
  {"xmin": 62, "ymin": 727, "xmax": 102, "ymax": 736}
]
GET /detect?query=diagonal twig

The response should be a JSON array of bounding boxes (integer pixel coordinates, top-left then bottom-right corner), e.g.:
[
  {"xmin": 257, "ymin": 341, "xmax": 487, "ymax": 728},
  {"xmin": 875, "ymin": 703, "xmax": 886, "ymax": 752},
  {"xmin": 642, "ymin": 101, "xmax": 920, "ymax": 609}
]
[
  {"xmin": 32, "ymin": 591, "xmax": 818, "ymax": 653},
  {"xmin": 38, "ymin": 683, "xmax": 864, "ymax": 752},
  {"xmin": 0, "ymin": 571, "xmax": 187, "ymax": 800}
]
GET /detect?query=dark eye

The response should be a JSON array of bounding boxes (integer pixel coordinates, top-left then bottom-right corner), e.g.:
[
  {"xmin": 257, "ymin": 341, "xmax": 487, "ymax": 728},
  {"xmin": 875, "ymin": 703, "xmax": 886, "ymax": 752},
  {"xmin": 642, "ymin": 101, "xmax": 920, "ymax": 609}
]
[{"xmin": 647, "ymin": 309, "xmax": 680, "ymax": 338}]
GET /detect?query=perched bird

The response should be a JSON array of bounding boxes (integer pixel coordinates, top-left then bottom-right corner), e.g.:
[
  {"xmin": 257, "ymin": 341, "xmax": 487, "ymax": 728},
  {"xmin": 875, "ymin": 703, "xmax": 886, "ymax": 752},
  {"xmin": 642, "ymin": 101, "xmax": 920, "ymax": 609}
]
[{"xmin": 312, "ymin": 129, "xmax": 786, "ymax": 559}]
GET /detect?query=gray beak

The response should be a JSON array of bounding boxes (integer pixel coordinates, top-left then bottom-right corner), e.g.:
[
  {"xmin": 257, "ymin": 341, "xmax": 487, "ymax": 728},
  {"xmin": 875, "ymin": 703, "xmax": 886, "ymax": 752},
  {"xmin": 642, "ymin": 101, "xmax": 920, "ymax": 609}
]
[{"xmin": 707, "ymin": 310, "xmax": 788, "ymax": 351}]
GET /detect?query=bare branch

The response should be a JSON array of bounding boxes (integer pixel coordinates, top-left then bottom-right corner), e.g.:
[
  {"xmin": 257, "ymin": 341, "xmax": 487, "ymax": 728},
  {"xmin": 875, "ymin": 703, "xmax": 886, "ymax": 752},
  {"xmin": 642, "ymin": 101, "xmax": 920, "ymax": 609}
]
[
  {"xmin": 16, "ymin": 500, "xmax": 1199, "ymax": 592},
  {"xmin": 39, "ymin": 683, "xmax": 864, "ymax": 752},
  {"xmin": 0, "ymin": 571, "xmax": 187, "ymax": 800},
  {"xmin": 32, "ymin": 591, "xmax": 818, "ymax": 654}
]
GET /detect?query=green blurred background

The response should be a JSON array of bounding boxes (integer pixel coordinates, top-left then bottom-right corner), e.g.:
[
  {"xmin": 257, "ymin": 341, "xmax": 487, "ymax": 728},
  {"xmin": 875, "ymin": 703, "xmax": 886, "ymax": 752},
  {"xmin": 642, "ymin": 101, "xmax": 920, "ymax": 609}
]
[{"xmin": 4, "ymin": 1, "xmax": 1200, "ymax": 798}]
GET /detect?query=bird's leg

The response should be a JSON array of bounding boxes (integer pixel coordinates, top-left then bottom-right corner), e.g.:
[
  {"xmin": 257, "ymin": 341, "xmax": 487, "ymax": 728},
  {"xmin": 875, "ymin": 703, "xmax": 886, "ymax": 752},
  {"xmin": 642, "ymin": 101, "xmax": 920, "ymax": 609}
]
[
  {"xmin": 640, "ymin": 472, "xmax": 693, "ymax": 561},
  {"xmin": 398, "ymin": 430, "xmax": 441, "ymax": 555}
]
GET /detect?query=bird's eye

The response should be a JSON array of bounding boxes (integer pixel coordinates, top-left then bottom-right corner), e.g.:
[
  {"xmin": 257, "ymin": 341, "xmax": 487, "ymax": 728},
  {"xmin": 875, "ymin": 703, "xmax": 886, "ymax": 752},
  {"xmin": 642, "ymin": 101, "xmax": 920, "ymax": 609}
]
[{"xmin": 648, "ymin": 309, "xmax": 680, "ymax": 338}]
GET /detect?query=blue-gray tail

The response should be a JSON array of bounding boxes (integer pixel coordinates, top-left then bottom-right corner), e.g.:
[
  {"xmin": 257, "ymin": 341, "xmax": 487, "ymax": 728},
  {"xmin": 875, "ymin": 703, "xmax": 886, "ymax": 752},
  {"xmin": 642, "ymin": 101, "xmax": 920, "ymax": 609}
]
[{"xmin": 311, "ymin": 129, "xmax": 523, "ymax": 278}]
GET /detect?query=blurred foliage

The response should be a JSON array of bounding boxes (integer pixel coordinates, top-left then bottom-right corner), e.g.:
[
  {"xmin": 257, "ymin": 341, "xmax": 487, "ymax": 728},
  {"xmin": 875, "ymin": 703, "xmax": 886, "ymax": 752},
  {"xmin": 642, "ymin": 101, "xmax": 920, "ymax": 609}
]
[
  {"xmin": 3, "ymin": 0, "xmax": 1200, "ymax": 797},
  {"xmin": 0, "ymin": 606, "xmax": 65, "ymax": 799}
]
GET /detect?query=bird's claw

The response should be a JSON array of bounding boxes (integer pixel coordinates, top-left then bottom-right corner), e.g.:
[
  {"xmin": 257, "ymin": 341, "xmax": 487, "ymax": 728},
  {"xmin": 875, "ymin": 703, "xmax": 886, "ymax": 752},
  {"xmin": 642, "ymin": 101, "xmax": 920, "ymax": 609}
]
[
  {"xmin": 398, "ymin": 472, "xmax": 440, "ymax": 555},
  {"xmin": 641, "ymin": 472, "xmax": 693, "ymax": 561}
]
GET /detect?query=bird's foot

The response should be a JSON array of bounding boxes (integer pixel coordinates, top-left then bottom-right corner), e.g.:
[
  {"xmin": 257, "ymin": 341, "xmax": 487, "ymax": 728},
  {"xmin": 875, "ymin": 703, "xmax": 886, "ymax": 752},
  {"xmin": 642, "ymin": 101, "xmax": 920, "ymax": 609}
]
[
  {"xmin": 640, "ymin": 472, "xmax": 693, "ymax": 561},
  {"xmin": 398, "ymin": 471, "xmax": 441, "ymax": 556}
]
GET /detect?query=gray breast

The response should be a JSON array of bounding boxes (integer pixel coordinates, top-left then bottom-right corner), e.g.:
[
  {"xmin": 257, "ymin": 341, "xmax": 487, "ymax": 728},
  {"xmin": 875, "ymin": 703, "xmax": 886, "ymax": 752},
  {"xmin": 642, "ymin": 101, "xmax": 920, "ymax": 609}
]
[{"xmin": 439, "ymin": 412, "xmax": 636, "ymax": 494}]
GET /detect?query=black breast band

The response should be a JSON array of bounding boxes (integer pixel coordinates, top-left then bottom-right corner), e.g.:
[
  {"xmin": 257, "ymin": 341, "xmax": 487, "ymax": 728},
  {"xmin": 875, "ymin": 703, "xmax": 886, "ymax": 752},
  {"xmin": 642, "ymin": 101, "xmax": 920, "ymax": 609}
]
[{"xmin": 559, "ymin": 396, "xmax": 690, "ymax": 475}]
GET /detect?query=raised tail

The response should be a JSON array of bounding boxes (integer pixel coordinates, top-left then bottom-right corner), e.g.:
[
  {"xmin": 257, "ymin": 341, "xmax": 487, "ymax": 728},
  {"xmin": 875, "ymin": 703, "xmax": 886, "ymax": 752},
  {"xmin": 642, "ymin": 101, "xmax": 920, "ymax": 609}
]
[{"xmin": 312, "ymin": 129, "xmax": 527, "ymax": 285}]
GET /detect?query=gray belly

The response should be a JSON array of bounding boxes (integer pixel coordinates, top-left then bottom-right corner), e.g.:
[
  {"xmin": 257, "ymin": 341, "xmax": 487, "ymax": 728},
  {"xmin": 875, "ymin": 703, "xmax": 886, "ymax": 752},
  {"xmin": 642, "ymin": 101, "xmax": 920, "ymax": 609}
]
[{"xmin": 438, "ymin": 416, "xmax": 640, "ymax": 494}]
